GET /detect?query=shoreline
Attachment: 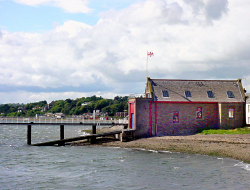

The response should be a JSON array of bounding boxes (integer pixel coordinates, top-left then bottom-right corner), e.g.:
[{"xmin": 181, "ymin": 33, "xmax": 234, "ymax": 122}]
[{"xmin": 72, "ymin": 134, "xmax": 250, "ymax": 163}]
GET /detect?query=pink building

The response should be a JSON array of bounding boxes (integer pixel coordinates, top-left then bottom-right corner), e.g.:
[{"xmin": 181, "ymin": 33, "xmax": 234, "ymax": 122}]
[{"xmin": 128, "ymin": 78, "xmax": 246, "ymax": 137}]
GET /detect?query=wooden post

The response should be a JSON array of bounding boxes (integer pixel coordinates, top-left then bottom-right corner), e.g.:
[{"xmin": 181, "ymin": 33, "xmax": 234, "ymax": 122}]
[
  {"xmin": 92, "ymin": 124, "xmax": 96, "ymax": 134},
  {"xmin": 91, "ymin": 124, "xmax": 96, "ymax": 144},
  {"xmin": 60, "ymin": 125, "xmax": 65, "ymax": 146},
  {"xmin": 27, "ymin": 124, "xmax": 31, "ymax": 145}
]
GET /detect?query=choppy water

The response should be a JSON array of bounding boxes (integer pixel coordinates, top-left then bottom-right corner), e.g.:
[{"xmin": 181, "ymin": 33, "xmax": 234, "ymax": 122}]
[{"xmin": 1, "ymin": 125, "xmax": 250, "ymax": 190}]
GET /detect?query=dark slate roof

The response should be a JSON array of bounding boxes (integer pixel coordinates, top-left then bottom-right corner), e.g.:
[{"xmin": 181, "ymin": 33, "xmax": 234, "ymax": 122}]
[{"xmin": 150, "ymin": 79, "xmax": 244, "ymax": 102}]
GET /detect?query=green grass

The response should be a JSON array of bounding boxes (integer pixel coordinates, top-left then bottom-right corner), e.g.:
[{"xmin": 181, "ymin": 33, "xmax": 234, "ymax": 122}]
[{"xmin": 198, "ymin": 127, "xmax": 250, "ymax": 135}]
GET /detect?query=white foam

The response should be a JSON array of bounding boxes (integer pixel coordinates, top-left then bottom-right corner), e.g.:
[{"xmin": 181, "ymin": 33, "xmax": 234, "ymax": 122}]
[
  {"xmin": 234, "ymin": 162, "xmax": 250, "ymax": 171},
  {"xmin": 148, "ymin": 149, "xmax": 158, "ymax": 153},
  {"xmin": 80, "ymin": 131, "xmax": 90, "ymax": 136},
  {"xmin": 217, "ymin": 158, "xmax": 223, "ymax": 160},
  {"xmin": 173, "ymin": 167, "xmax": 180, "ymax": 169},
  {"xmin": 133, "ymin": 148, "xmax": 146, "ymax": 151},
  {"xmin": 160, "ymin": 150, "xmax": 173, "ymax": 153},
  {"xmin": 107, "ymin": 147, "xmax": 121, "ymax": 149}
]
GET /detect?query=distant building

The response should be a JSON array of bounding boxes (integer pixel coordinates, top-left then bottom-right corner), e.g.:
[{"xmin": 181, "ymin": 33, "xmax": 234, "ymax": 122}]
[
  {"xmin": 43, "ymin": 113, "xmax": 65, "ymax": 118},
  {"xmin": 42, "ymin": 104, "xmax": 52, "ymax": 112},
  {"xmin": 54, "ymin": 113, "xmax": 65, "ymax": 118},
  {"xmin": 32, "ymin": 107, "xmax": 41, "ymax": 110},
  {"xmin": 17, "ymin": 107, "xmax": 26, "ymax": 112},
  {"xmin": 245, "ymin": 93, "xmax": 250, "ymax": 124},
  {"xmin": 82, "ymin": 113, "xmax": 93, "ymax": 119},
  {"xmin": 81, "ymin": 102, "xmax": 91, "ymax": 106},
  {"xmin": 44, "ymin": 113, "xmax": 54, "ymax": 117},
  {"xmin": 115, "ymin": 112, "xmax": 128, "ymax": 118}
]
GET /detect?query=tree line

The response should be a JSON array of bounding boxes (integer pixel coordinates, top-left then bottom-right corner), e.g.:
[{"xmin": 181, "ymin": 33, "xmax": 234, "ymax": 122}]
[{"xmin": 0, "ymin": 95, "xmax": 128, "ymax": 117}]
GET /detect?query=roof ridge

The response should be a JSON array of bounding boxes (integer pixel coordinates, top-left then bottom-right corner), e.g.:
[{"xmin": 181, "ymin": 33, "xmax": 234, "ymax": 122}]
[{"xmin": 151, "ymin": 79, "xmax": 238, "ymax": 82}]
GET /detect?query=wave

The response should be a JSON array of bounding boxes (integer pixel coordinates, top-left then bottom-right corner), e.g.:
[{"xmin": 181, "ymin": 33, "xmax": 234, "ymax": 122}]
[{"xmin": 234, "ymin": 162, "xmax": 250, "ymax": 171}]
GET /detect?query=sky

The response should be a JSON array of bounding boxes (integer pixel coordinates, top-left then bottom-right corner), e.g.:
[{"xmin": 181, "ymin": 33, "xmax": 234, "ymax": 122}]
[{"xmin": 0, "ymin": 0, "xmax": 250, "ymax": 104}]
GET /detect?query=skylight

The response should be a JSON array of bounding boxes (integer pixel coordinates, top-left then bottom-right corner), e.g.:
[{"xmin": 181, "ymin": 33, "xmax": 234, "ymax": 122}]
[
  {"xmin": 227, "ymin": 91, "xmax": 235, "ymax": 98},
  {"xmin": 185, "ymin": 91, "xmax": 192, "ymax": 98},
  {"xmin": 207, "ymin": 91, "xmax": 214, "ymax": 98},
  {"xmin": 162, "ymin": 90, "xmax": 169, "ymax": 97}
]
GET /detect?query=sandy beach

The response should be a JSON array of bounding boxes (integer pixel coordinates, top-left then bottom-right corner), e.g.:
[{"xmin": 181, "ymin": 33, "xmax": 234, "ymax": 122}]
[{"xmin": 72, "ymin": 133, "xmax": 250, "ymax": 163}]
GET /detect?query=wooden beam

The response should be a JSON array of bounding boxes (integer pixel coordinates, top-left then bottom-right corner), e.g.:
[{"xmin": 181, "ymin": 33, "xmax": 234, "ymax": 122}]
[
  {"xmin": 60, "ymin": 125, "xmax": 65, "ymax": 146},
  {"xmin": 27, "ymin": 125, "xmax": 31, "ymax": 145}
]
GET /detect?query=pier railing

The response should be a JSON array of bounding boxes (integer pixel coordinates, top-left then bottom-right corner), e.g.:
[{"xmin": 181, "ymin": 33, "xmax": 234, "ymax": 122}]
[
  {"xmin": 0, "ymin": 117, "xmax": 128, "ymax": 124},
  {"xmin": 0, "ymin": 117, "xmax": 130, "ymax": 146}
]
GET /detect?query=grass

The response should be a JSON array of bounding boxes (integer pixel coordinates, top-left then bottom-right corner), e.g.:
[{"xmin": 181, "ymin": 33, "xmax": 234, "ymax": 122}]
[{"xmin": 198, "ymin": 127, "xmax": 250, "ymax": 135}]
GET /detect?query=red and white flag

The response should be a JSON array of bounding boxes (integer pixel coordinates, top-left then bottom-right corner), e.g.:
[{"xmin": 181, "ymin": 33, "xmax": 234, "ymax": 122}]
[{"xmin": 147, "ymin": 51, "xmax": 154, "ymax": 57}]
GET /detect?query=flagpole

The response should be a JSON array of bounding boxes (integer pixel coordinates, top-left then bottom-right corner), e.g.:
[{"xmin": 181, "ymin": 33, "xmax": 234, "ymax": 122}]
[
  {"xmin": 146, "ymin": 51, "xmax": 153, "ymax": 80},
  {"xmin": 146, "ymin": 51, "xmax": 148, "ymax": 79}
]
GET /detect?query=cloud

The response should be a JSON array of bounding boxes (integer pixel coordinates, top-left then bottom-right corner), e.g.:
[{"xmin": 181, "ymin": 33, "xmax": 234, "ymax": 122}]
[
  {"xmin": 1, "ymin": 0, "xmax": 250, "ymax": 103},
  {"xmin": 205, "ymin": 0, "xmax": 228, "ymax": 21},
  {"xmin": 183, "ymin": 0, "xmax": 205, "ymax": 15},
  {"xmin": 183, "ymin": 0, "xmax": 228, "ymax": 24},
  {"xmin": 100, "ymin": 0, "xmax": 188, "ymax": 26},
  {"xmin": 12, "ymin": 0, "xmax": 92, "ymax": 13}
]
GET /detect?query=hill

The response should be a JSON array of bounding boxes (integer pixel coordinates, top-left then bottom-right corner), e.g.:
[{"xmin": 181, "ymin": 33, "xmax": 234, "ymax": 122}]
[{"xmin": 0, "ymin": 95, "xmax": 128, "ymax": 117}]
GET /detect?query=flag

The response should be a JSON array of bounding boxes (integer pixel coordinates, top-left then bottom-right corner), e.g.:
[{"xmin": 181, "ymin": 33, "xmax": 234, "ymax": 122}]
[{"xmin": 147, "ymin": 51, "xmax": 154, "ymax": 57}]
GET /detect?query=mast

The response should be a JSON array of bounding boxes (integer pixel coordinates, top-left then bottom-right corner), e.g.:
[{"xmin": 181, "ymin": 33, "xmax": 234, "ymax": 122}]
[{"xmin": 146, "ymin": 51, "xmax": 154, "ymax": 80}]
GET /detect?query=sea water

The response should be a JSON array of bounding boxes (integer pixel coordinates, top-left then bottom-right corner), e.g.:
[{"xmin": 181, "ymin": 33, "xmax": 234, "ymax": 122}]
[{"xmin": 0, "ymin": 125, "xmax": 250, "ymax": 190}]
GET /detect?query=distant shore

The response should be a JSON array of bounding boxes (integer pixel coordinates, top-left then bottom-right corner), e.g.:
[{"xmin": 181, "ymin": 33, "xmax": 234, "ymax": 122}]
[{"xmin": 72, "ymin": 134, "xmax": 250, "ymax": 163}]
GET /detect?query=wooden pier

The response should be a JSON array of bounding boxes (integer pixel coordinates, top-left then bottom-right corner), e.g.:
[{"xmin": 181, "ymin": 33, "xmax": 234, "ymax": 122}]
[
  {"xmin": 0, "ymin": 121, "xmax": 134, "ymax": 146},
  {"xmin": 32, "ymin": 130, "xmax": 124, "ymax": 146}
]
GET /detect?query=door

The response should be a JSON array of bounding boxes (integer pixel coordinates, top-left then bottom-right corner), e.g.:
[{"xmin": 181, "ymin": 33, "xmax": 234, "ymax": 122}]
[
  {"xmin": 129, "ymin": 102, "xmax": 135, "ymax": 129},
  {"xmin": 131, "ymin": 113, "xmax": 135, "ymax": 129}
]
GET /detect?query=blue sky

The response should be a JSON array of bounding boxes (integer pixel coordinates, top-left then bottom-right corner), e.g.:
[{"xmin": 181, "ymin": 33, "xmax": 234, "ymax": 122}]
[
  {"xmin": 0, "ymin": 0, "xmax": 250, "ymax": 104},
  {"xmin": 0, "ymin": 0, "xmax": 138, "ymax": 32}
]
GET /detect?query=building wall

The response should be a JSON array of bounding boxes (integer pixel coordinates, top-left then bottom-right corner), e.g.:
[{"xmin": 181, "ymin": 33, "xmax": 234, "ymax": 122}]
[
  {"xmin": 132, "ymin": 99, "xmax": 245, "ymax": 137},
  {"xmin": 134, "ymin": 98, "xmax": 151, "ymax": 137},
  {"xmin": 219, "ymin": 103, "xmax": 245, "ymax": 129},
  {"xmin": 152, "ymin": 102, "xmax": 219, "ymax": 136}
]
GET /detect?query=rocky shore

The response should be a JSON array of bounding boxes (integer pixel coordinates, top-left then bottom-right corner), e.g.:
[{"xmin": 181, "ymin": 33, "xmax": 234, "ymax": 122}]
[{"xmin": 72, "ymin": 133, "xmax": 250, "ymax": 163}]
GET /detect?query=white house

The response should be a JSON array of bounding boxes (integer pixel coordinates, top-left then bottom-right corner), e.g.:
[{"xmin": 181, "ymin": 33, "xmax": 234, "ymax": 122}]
[{"xmin": 246, "ymin": 93, "xmax": 250, "ymax": 124}]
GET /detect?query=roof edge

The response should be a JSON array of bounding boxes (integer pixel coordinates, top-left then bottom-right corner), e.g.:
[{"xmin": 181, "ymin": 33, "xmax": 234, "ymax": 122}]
[{"xmin": 150, "ymin": 78, "xmax": 238, "ymax": 82}]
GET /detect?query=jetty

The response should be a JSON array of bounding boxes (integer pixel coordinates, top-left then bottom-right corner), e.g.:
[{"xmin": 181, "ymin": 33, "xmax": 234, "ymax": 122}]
[
  {"xmin": 30, "ymin": 124, "xmax": 135, "ymax": 146},
  {"xmin": 33, "ymin": 130, "xmax": 124, "ymax": 146},
  {"xmin": 0, "ymin": 117, "xmax": 134, "ymax": 146}
]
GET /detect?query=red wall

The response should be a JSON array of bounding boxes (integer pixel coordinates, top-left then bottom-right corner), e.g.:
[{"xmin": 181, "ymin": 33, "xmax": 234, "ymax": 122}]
[{"xmin": 129, "ymin": 101, "xmax": 135, "ymax": 129}]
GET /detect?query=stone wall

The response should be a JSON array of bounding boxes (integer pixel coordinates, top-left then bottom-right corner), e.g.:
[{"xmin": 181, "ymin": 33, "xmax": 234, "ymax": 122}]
[
  {"xmin": 132, "ymin": 99, "xmax": 245, "ymax": 137},
  {"xmin": 134, "ymin": 98, "xmax": 151, "ymax": 137},
  {"xmin": 153, "ymin": 102, "xmax": 218, "ymax": 136},
  {"xmin": 219, "ymin": 103, "xmax": 245, "ymax": 129}
]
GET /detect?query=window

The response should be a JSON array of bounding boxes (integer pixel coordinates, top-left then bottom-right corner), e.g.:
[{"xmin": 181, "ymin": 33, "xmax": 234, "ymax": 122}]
[
  {"xmin": 185, "ymin": 91, "xmax": 192, "ymax": 98},
  {"xmin": 196, "ymin": 107, "xmax": 202, "ymax": 119},
  {"xmin": 248, "ymin": 105, "xmax": 250, "ymax": 113},
  {"xmin": 173, "ymin": 111, "xmax": 179, "ymax": 123},
  {"xmin": 229, "ymin": 108, "xmax": 235, "ymax": 119},
  {"xmin": 227, "ymin": 91, "xmax": 235, "ymax": 98},
  {"xmin": 207, "ymin": 91, "xmax": 214, "ymax": 98},
  {"xmin": 162, "ymin": 90, "xmax": 169, "ymax": 97}
]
